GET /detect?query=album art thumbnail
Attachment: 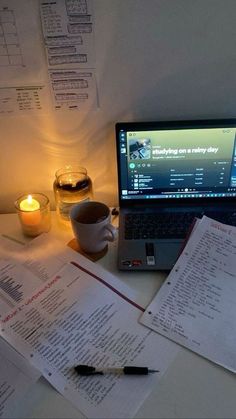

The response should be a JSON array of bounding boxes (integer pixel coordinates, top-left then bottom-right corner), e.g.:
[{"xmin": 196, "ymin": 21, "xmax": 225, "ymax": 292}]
[{"xmin": 129, "ymin": 138, "xmax": 151, "ymax": 159}]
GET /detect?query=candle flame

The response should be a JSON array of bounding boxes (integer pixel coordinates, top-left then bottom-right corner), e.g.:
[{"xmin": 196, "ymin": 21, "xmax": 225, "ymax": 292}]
[{"xmin": 27, "ymin": 194, "xmax": 33, "ymax": 204}]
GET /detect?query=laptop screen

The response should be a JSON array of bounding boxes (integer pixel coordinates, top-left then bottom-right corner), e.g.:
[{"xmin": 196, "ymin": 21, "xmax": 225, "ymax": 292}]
[{"xmin": 116, "ymin": 120, "xmax": 236, "ymax": 203}]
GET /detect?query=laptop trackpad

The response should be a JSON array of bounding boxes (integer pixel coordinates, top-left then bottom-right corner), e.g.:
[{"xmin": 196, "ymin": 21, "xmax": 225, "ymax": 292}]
[{"xmin": 151, "ymin": 241, "xmax": 181, "ymax": 270}]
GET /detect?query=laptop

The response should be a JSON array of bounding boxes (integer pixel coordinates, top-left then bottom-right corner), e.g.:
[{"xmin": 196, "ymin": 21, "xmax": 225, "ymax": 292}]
[{"xmin": 116, "ymin": 119, "xmax": 236, "ymax": 271}]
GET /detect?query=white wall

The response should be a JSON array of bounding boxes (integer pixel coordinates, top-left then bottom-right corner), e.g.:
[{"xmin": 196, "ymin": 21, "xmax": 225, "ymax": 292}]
[{"xmin": 1, "ymin": 0, "xmax": 236, "ymax": 213}]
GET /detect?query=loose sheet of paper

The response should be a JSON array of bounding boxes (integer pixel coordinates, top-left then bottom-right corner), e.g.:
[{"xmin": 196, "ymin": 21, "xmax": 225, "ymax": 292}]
[
  {"xmin": 0, "ymin": 232, "xmax": 84, "ymax": 418},
  {"xmin": 40, "ymin": 0, "xmax": 97, "ymax": 111},
  {"xmin": 0, "ymin": 236, "xmax": 41, "ymax": 418},
  {"xmin": 0, "ymin": 338, "xmax": 40, "ymax": 419},
  {"xmin": 0, "ymin": 234, "xmax": 68, "ymax": 315},
  {"xmin": 0, "ymin": 0, "xmax": 50, "ymax": 114},
  {"xmin": 0, "ymin": 259, "xmax": 179, "ymax": 419},
  {"xmin": 0, "ymin": 232, "xmax": 140, "ymax": 315},
  {"xmin": 0, "ymin": 233, "xmax": 67, "ymax": 418},
  {"xmin": 0, "ymin": 0, "xmax": 97, "ymax": 113},
  {"xmin": 140, "ymin": 216, "xmax": 236, "ymax": 372},
  {"xmin": 0, "ymin": 0, "xmax": 45, "ymax": 85},
  {"xmin": 0, "ymin": 86, "xmax": 49, "ymax": 115}
]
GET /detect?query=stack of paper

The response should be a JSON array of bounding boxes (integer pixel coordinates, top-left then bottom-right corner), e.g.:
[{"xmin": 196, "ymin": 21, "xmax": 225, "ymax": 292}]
[{"xmin": 0, "ymin": 234, "xmax": 179, "ymax": 419}]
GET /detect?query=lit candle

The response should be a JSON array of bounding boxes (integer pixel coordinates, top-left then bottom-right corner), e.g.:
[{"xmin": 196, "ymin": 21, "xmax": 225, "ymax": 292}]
[
  {"xmin": 15, "ymin": 193, "xmax": 51, "ymax": 237},
  {"xmin": 19, "ymin": 195, "xmax": 41, "ymax": 226}
]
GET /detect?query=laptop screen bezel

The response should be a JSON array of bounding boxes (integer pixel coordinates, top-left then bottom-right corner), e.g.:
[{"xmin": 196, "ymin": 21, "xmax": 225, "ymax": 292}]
[{"xmin": 116, "ymin": 118, "xmax": 236, "ymax": 208}]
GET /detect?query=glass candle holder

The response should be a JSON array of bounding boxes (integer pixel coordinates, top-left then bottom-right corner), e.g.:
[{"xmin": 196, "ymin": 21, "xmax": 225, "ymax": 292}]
[
  {"xmin": 53, "ymin": 165, "xmax": 93, "ymax": 223},
  {"xmin": 15, "ymin": 193, "xmax": 51, "ymax": 237}
]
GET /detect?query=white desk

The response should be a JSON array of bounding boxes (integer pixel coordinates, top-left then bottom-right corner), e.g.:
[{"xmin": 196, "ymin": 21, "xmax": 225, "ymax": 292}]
[{"xmin": 1, "ymin": 212, "xmax": 236, "ymax": 419}]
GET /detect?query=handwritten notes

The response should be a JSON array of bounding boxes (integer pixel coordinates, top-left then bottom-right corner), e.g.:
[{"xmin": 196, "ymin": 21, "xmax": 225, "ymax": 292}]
[{"xmin": 140, "ymin": 216, "xmax": 236, "ymax": 373}]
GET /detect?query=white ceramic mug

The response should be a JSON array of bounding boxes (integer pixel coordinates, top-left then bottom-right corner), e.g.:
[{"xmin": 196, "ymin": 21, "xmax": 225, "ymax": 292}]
[{"xmin": 70, "ymin": 201, "xmax": 117, "ymax": 253}]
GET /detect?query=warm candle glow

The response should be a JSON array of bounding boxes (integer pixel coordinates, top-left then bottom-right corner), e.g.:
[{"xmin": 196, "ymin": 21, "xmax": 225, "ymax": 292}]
[
  {"xmin": 15, "ymin": 193, "xmax": 51, "ymax": 237},
  {"xmin": 19, "ymin": 195, "xmax": 41, "ymax": 226},
  {"xmin": 20, "ymin": 195, "xmax": 40, "ymax": 212}
]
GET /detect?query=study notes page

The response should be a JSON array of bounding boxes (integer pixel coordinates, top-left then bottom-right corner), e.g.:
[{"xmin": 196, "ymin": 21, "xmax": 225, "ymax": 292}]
[{"xmin": 140, "ymin": 216, "xmax": 236, "ymax": 372}]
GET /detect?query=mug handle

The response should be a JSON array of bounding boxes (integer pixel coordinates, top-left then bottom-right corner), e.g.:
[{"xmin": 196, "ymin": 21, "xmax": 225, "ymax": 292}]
[{"xmin": 104, "ymin": 224, "xmax": 118, "ymax": 242}]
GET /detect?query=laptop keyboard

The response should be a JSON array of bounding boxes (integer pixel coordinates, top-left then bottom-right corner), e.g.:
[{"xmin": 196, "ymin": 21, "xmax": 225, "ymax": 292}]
[{"xmin": 124, "ymin": 211, "xmax": 236, "ymax": 240}]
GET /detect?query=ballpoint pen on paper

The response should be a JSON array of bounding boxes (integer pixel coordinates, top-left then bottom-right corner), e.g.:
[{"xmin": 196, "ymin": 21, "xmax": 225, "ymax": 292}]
[{"xmin": 74, "ymin": 365, "xmax": 159, "ymax": 376}]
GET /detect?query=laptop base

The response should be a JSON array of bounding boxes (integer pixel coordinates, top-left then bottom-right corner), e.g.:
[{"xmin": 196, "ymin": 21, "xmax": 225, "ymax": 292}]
[{"xmin": 118, "ymin": 238, "xmax": 183, "ymax": 271}]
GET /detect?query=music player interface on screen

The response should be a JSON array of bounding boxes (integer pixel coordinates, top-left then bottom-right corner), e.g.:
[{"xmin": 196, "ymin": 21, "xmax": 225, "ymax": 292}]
[{"xmin": 119, "ymin": 128, "xmax": 236, "ymax": 199}]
